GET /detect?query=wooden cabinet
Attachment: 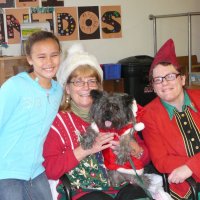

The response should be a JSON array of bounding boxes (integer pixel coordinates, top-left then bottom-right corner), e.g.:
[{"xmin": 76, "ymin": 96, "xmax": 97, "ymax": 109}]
[
  {"xmin": 0, "ymin": 56, "xmax": 30, "ymax": 85},
  {"xmin": 0, "ymin": 56, "xmax": 125, "ymax": 93},
  {"xmin": 186, "ymin": 84, "xmax": 200, "ymax": 89},
  {"xmin": 103, "ymin": 78, "xmax": 124, "ymax": 93}
]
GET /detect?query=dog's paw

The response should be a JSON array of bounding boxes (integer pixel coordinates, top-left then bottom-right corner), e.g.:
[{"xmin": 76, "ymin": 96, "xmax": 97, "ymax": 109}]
[
  {"xmin": 107, "ymin": 170, "xmax": 126, "ymax": 187},
  {"xmin": 116, "ymin": 153, "xmax": 130, "ymax": 165},
  {"xmin": 80, "ymin": 127, "xmax": 99, "ymax": 150},
  {"xmin": 80, "ymin": 135, "xmax": 94, "ymax": 149}
]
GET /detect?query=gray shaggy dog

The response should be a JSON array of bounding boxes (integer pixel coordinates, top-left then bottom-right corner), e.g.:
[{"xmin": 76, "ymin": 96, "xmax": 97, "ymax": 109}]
[
  {"xmin": 80, "ymin": 90, "xmax": 150, "ymax": 190},
  {"xmin": 81, "ymin": 89, "xmax": 135, "ymax": 164}
]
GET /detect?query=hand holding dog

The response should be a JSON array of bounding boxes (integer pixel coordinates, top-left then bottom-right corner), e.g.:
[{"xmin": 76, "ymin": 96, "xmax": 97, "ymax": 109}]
[
  {"xmin": 110, "ymin": 139, "xmax": 143, "ymax": 159},
  {"xmin": 92, "ymin": 132, "xmax": 115, "ymax": 153},
  {"xmin": 130, "ymin": 140, "xmax": 144, "ymax": 159},
  {"xmin": 75, "ymin": 132, "xmax": 114, "ymax": 161}
]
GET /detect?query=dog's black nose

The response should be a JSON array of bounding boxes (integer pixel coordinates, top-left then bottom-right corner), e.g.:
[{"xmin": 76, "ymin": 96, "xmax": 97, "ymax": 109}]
[{"xmin": 104, "ymin": 111, "xmax": 111, "ymax": 120}]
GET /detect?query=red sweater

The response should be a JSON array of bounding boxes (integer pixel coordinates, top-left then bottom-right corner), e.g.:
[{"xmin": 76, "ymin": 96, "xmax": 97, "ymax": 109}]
[
  {"xmin": 43, "ymin": 112, "xmax": 88, "ymax": 180},
  {"xmin": 141, "ymin": 89, "xmax": 200, "ymax": 199},
  {"xmin": 43, "ymin": 111, "xmax": 149, "ymax": 199}
]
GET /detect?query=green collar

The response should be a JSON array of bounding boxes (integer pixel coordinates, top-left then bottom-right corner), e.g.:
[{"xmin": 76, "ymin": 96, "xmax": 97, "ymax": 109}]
[{"xmin": 161, "ymin": 90, "xmax": 197, "ymax": 120}]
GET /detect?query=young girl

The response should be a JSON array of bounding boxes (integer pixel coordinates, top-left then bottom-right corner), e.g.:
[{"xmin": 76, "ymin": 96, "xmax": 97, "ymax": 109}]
[{"xmin": 0, "ymin": 31, "xmax": 63, "ymax": 200}]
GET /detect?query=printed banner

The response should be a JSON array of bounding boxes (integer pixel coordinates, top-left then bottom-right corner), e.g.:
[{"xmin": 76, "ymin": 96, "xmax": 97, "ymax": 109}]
[
  {"xmin": 15, "ymin": 0, "xmax": 39, "ymax": 8},
  {"xmin": 1, "ymin": 4, "xmax": 122, "ymax": 44},
  {"xmin": 78, "ymin": 6, "xmax": 100, "ymax": 40},
  {"xmin": 55, "ymin": 7, "xmax": 78, "ymax": 41},
  {"xmin": 5, "ymin": 8, "xmax": 29, "ymax": 44},
  {"xmin": 0, "ymin": 14, "xmax": 5, "ymax": 43},
  {"xmin": 41, "ymin": 0, "xmax": 64, "ymax": 7},
  {"xmin": 101, "ymin": 5, "xmax": 122, "ymax": 39},
  {"xmin": 31, "ymin": 7, "xmax": 54, "ymax": 31}
]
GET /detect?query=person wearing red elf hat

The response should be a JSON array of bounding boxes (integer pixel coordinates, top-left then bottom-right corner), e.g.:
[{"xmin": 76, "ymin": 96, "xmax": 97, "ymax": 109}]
[{"xmin": 141, "ymin": 39, "xmax": 200, "ymax": 199}]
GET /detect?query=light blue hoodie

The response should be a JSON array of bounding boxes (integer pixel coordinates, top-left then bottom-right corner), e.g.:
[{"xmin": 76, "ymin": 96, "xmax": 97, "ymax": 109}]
[{"xmin": 0, "ymin": 72, "xmax": 62, "ymax": 180}]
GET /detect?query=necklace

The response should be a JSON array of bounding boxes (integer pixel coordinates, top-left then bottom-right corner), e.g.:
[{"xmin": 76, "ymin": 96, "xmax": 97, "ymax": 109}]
[
  {"xmin": 29, "ymin": 72, "xmax": 52, "ymax": 103},
  {"xmin": 29, "ymin": 72, "xmax": 52, "ymax": 89}
]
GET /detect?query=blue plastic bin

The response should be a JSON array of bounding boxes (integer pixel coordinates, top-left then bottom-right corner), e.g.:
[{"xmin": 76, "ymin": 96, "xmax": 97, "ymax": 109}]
[{"xmin": 102, "ymin": 64, "xmax": 121, "ymax": 80}]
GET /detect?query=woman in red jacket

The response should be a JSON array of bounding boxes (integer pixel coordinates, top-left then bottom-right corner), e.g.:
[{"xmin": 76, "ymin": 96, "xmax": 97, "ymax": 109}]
[
  {"xmin": 43, "ymin": 43, "xmax": 149, "ymax": 200},
  {"xmin": 141, "ymin": 39, "xmax": 200, "ymax": 200}
]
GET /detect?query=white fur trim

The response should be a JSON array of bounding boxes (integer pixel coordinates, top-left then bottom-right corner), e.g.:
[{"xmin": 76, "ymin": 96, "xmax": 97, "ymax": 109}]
[
  {"xmin": 121, "ymin": 128, "xmax": 132, "ymax": 136},
  {"xmin": 132, "ymin": 99, "xmax": 138, "ymax": 117},
  {"xmin": 90, "ymin": 122, "xmax": 99, "ymax": 132},
  {"xmin": 117, "ymin": 168, "xmax": 144, "ymax": 175},
  {"xmin": 134, "ymin": 122, "xmax": 145, "ymax": 131},
  {"xmin": 56, "ymin": 43, "xmax": 103, "ymax": 88},
  {"xmin": 131, "ymin": 100, "xmax": 145, "ymax": 131}
]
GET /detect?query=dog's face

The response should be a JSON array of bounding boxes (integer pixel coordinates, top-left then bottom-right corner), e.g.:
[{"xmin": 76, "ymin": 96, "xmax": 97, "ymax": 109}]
[{"xmin": 89, "ymin": 90, "xmax": 134, "ymax": 130}]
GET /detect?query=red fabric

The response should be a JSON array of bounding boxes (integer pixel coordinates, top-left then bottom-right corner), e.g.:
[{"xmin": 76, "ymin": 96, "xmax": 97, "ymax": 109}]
[
  {"xmin": 149, "ymin": 38, "xmax": 181, "ymax": 74},
  {"xmin": 43, "ymin": 111, "xmax": 89, "ymax": 180},
  {"xmin": 99, "ymin": 123, "xmax": 146, "ymax": 171},
  {"xmin": 135, "ymin": 103, "xmax": 145, "ymax": 122},
  {"xmin": 141, "ymin": 89, "xmax": 200, "ymax": 198}
]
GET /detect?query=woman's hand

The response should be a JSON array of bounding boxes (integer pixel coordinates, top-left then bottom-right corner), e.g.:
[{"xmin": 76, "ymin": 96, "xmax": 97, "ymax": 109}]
[
  {"xmin": 168, "ymin": 165, "xmax": 193, "ymax": 184},
  {"xmin": 90, "ymin": 132, "xmax": 114, "ymax": 154},
  {"xmin": 110, "ymin": 137, "xmax": 144, "ymax": 159},
  {"xmin": 110, "ymin": 140, "xmax": 120, "ymax": 154},
  {"xmin": 129, "ymin": 140, "xmax": 144, "ymax": 159},
  {"xmin": 74, "ymin": 132, "xmax": 114, "ymax": 161}
]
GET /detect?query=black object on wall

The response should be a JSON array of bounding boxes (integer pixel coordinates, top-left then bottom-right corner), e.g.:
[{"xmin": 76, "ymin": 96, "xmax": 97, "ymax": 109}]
[{"xmin": 118, "ymin": 55, "xmax": 156, "ymax": 106}]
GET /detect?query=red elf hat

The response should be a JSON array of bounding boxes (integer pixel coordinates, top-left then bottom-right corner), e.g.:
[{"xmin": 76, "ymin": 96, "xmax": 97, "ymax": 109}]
[{"xmin": 149, "ymin": 39, "xmax": 181, "ymax": 75}]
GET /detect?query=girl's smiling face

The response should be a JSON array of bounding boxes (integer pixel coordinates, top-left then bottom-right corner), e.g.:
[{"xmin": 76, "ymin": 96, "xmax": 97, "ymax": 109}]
[{"xmin": 27, "ymin": 38, "xmax": 60, "ymax": 82}]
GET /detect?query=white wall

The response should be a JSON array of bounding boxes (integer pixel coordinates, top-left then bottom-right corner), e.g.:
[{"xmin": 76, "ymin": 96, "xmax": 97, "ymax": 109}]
[{"xmin": 3, "ymin": 0, "xmax": 200, "ymax": 63}]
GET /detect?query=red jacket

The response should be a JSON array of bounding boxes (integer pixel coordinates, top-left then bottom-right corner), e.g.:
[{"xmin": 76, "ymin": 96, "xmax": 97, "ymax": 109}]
[{"xmin": 141, "ymin": 89, "xmax": 200, "ymax": 199}]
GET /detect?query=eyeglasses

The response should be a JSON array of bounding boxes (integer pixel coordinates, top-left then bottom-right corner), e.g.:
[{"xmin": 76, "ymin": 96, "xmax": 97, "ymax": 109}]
[
  {"xmin": 70, "ymin": 79, "xmax": 98, "ymax": 87},
  {"xmin": 152, "ymin": 73, "xmax": 181, "ymax": 84}
]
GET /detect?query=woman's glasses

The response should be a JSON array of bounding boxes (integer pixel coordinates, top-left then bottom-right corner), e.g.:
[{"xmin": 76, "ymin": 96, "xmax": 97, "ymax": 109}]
[
  {"xmin": 152, "ymin": 73, "xmax": 181, "ymax": 84},
  {"xmin": 70, "ymin": 79, "xmax": 98, "ymax": 87}
]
